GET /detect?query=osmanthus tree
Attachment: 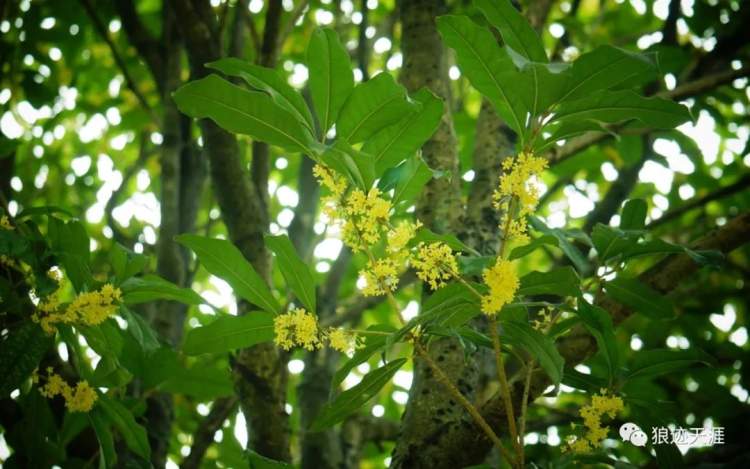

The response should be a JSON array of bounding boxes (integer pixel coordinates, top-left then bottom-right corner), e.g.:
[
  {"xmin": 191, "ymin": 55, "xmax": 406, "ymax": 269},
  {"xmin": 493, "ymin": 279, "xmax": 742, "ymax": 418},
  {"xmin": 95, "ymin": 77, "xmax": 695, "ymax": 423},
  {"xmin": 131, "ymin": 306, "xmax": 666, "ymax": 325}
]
[{"xmin": 1, "ymin": 0, "xmax": 749, "ymax": 468}]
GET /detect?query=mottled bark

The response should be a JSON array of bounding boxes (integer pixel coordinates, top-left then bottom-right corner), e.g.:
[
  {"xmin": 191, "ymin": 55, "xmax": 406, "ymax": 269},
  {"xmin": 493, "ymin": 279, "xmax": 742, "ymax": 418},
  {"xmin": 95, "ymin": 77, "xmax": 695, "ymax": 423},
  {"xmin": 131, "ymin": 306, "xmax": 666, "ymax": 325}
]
[
  {"xmin": 169, "ymin": 0, "xmax": 290, "ymax": 460},
  {"xmin": 392, "ymin": 0, "xmax": 473, "ymax": 467}
]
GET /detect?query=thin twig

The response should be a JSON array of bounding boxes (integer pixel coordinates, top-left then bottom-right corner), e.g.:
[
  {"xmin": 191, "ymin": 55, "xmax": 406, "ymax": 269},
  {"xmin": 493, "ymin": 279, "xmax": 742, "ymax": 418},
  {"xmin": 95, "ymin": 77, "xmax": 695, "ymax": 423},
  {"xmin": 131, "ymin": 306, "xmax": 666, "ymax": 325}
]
[
  {"xmin": 78, "ymin": 0, "xmax": 159, "ymax": 125},
  {"xmin": 276, "ymin": 0, "xmax": 310, "ymax": 52}
]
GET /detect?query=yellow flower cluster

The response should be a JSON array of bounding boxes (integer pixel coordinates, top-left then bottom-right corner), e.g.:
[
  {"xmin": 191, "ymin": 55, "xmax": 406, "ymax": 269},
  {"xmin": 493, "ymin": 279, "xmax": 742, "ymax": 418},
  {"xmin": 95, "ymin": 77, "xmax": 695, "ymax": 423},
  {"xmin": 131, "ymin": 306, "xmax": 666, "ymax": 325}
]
[
  {"xmin": 361, "ymin": 258, "xmax": 399, "ymax": 297},
  {"xmin": 481, "ymin": 258, "xmax": 519, "ymax": 315},
  {"xmin": 274, "ymin": 308, "xmax": 322, "ymax": 351},
  {"xmin": 342, "ymin": 188, "xmax": 392, "ymax": 251},
  {"xmin": 34, "ymin": 368, "xmax": 98, "ymax": 412},
  {"xmin": 411, "ymin": 242, "xmax": 459, "ymax": 290},
  {"xmin": 33, "ymin": 283, "xmax": 122, "ymax": 334},
  {"xmin": 361, "ymin": 220, "xmax": 421, "ymax": 297},
  {"xmin": 313, "ymin": 164, "xmax": 347, "ymax": 198},
  {"xmin": 493, "ymin": 152, "xmax": 548, "ymax": 243},
  {"xmin": 326, "ymin": 328, "xmax": 357, "ymax": 354},
  {"xmin": 273, "ymin": 308, "xmax": 359, "ymax": 353},
  {"xmin": 0, "ymin": 215, "xmax": 13, "ymax": 230},
  {"xmin": 567, "ymin": 389, "xmax": 624, "ymax": 453},
  {"xmin": 386, "ymin": 220, "xmax": 421, "ymax": 258}
]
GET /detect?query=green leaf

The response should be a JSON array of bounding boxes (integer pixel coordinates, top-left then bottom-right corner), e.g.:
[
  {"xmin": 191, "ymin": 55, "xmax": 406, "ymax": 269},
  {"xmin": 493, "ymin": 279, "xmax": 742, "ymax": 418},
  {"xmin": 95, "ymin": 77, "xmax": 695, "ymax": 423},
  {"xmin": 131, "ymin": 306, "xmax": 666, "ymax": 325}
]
[
  {"xmin": 207, "ymin": 57, "xmax": 315, "ymax": 134},
  {"xmin": 177, "ymin": 235, "xmax": 280, "ymax": 314},
  {"xmin": 475, "ymin": 0, "xmax": 547, "ymax": 63},
  {"xmin": 591, "ymin": 223, "xmax": 636, "ymax": 263},
  {"xmin": 265, "ymin": 234, "xmax": 316, "ymax": 312},
  {"xmin": 97, "ymin": 395, "xmax": 151, "ymax": 460},
  {"xmin": 549, "ymin": 90, "xmax": 692, "ymax": 130},
  {"xmin": 390, "ymin": 156, "xmax": 434, "ymax": 207},
  {"xmin": 518, "ymin": 60, "xmax": 571, "ymax": 118},
  {"xmin": 436, "ymin": 15, "xmax": 528, "ymax": 137},
  {"xmin": 319, "ymin": 140, "xmax": 374, "ymax": 190},
  {"xmin": 248, "ymin": 449, "xmax": 293, "ymax": 468},
  {"xmin": 509, "ymin": 234, "xmax": 558, "ymax": 260},
  {"xmin": 120, "ymin": 275, "xmax": 205, "ymax": 306},
  {"xmin": 518, "ymin": 267, "xmax": 579, "ymax": 297},
  {"xmin": 160, "ymin": 360, "xmax": 235, "ymax": 400},
  {"xmin": 120, "ymin": 307, "xmax": 161, "ymax": 352},
  {"xmin": 363, "ymin": 88, "xmax": 443, "ymax": 176},
  {"xmin": 173, "ymin": 74, "xmax": 314, "ymax": 153},
  {"xmin": 561, "ymin": 366, "xmax": 607, "ymax": 391},
  {"xmin": 420, "ymin": 282, "xmax": 482, "ymax": 328},
  {"xmin": 528, "ymin": 216, "xmax": 591, "ymax": 274},
  {"xmin": 336, "ymin": 72, "xmax": 414, "ymax": 144},
  {"xmin": 311, "ymin": 358, "xmax": 406, "ymax": 431},
  {"xmin": 576, "ymin": 299, "xmax": 620, "ymax": 382},
  {"xmin": 78, "ymin": 319, "xmax": 124, "ymax": 359},
  {"xmin": 111, "ymin": 244, "xmax": 148, "ymax": 284},
  {"xmin": 89, "ymin": 410, "xmax": 117, "ymax": 469},
  {"xmin": 182, "ymin": 312, "xmax": 275, "ymax": 355},
  {"xmin": 0, "ymin": 322, "xmax": 52, "ymax": 396},
  {"xmin": 604, "ymin": 277, "xmax": 674, "ymax": 319},
  {"xmin": 502, "ymin": 321, "xmax": 564, "ymax": 384},
  {"xmin": 307, "ymin": 28, "xmax": 354, "ymax": 134},
  {"xmin": 627, "ymin": 349, "xmax": 714, "ymax": 380},
  {"xmin": 559, "ymin": 45, "xmax": 656, "ymax": 102},
  {"xmin": 332, "ymin": 324, "xmax": 396, "ymax": 389},
  {"xmin": 620, "ymin": 199, "xmax": 648, "ymax": 230},
  {"xmin": 48, "ymin": 217, "xmax": 91, "ymax": 292},
  {"xmin": 412, "ymin": 227, "xmax": 479, "ymax": 256}
]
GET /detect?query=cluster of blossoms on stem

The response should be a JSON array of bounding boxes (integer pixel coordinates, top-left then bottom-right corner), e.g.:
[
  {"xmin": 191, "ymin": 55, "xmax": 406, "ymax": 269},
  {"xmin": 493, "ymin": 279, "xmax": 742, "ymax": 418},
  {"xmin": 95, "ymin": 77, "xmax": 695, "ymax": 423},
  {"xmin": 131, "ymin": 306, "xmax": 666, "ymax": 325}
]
[
  {"xmin": 481, "ymin": 258, "xmax": 519, "ymax": 315},
  {"xmin": 33, "ymin": 368, "xmax": 98, "ymax": 412},
  {"xmin": 566, "ymin": 389, "xmax": 624, "ymax": 453},
  {"xmin": 273, "ymin": 307, "xmax": 358, "ymax": 354},
  {"xmin": 32, "ymin": 281, "xmax": 122, "ymax": 334},
  {"xmin": 411, "ymin": 242, "xmax": 459, "ymax": 290},
  {"xmin": 313, "ymin": 163, "xmax": 425, "ymax": 297},
  {"xmin": 493, "ymin": 152, "xmax": 548, "ymax": 243}
]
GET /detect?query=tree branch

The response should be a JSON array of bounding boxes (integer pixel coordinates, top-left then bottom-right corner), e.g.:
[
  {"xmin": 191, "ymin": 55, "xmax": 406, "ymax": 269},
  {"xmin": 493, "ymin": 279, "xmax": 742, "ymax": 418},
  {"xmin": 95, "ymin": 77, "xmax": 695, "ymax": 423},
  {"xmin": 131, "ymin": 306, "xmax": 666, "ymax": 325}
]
[
  {"xmin": 79, "ymin": 0, "xmax": 159, "ymax": 125},
  {"xmin": 181, "ymin": 396, "xmax": 239, "ymax": 469},
  {"xmin": 548, "ymin": 66, "xmax": 750, "ymax": 166},
  {"xmin": 648, "ymin": 174, "xmax": 750, "ymax": 229}
]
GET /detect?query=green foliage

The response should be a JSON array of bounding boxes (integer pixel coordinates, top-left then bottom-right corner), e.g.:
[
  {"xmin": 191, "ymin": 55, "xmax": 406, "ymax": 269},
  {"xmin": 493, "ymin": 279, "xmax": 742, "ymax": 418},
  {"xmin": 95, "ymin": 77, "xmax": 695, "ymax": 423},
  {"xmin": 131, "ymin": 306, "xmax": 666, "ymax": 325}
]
[{"xmin": 182, "ymin": 312, "xmax": 275, "ymax": 355}]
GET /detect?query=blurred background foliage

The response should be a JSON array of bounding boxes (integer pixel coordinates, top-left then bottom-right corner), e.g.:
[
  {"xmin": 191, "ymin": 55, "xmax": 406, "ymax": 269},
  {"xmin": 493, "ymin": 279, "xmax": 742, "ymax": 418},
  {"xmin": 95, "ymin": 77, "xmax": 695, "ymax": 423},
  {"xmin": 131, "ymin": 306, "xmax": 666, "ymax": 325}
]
[{"xmin": 0, "ymin": 0, "xmax": 749, "ymax": 467}]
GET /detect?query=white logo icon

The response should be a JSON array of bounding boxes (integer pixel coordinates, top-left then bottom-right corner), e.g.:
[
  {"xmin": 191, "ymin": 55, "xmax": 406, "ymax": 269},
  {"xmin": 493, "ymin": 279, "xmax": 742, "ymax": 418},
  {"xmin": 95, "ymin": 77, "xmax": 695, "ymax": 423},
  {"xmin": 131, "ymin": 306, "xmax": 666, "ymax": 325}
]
[{"xmin": 620, "ymin": 422, "xmax": 648, "ymax": 447}]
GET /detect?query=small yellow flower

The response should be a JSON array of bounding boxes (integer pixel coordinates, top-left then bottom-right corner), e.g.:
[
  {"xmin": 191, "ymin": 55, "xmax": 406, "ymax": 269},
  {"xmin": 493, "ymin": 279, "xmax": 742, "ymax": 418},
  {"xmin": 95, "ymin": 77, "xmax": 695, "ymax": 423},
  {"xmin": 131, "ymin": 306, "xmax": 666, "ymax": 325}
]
[
  {"xmin": 273, "ymin": 308, "xmax": 322, "ymax": 351},
  {"xmin": 493, "ymin": 152, "xmax": 547, "ymax": 240},
  {"xmin": 36, "ymin": 369, "xmax": 98, "ymax": 412},
  {"xmin": 33, "ymin": 283, "xmax": 122, "ymax": 334},
  {"xmin": 386, "ymin": 220, "xmax": 421, "ymax": 256},
  {"xmin": 481, "ymin": 258, "xmax": 519, "ymax": 315},
  {"xmin": 567, "ymin": 389, "xmax": 624, "ymax": 453},
  {"xmin": 0, "ymin": 215, "xmax": 13, "ymax": 230},
  {"xmin": 341, "ymin": 188, "xmax": 392, "ymax": 251},
  {"xmin": 326, "ymin": 328, "xmax": 357, "ymax": 354},
  {"xmin": 361, "ymin": 258, "xmax": 399, "ymax": 297},
  {"xmin": 65, "ymin": 381, "xmax": 98, "ymax": 412},
  {"xmin": 411, "ymin": 242, "xmax": 459, "ymax": 290},
  {"xmin": 313, "ymin": 164, "xmax": 347, "ymax": 197}
]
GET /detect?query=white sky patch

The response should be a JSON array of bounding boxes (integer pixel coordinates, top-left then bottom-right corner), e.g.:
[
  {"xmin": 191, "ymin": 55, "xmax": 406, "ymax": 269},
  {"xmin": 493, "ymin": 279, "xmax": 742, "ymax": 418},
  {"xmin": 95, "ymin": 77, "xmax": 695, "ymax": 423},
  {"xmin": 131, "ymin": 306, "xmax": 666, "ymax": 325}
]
[
  {"xmin": 276, "ymin": 208, "xmax": 295, "ymax": 227},
  {"xmin": 730, "ymin": 327, "xmax": 748, "ymax": 347},
  {"xmin": 314, "ymin": 9, "xmax": 334, "ymax": 25},
  {"xmin": 276, "ymin": 185, "xmax": 299, "ymax": 207},
  {"xmin": 679, "ymin": 183, "xmax": 695, "ymax": 200},
  {"xmin": 387, "ymin": 53, "xmax": 403, "ymax": 71},
  {"xmin": 371, "ymin": 404, "xmax": 385, "ymax": 417},
  {"xmin": 234, "ymin": 411, "xmax": 248, "ymax": 448},
  {"xmin": 563, "ymin": 185, "xmax": 594, "ymax": 218},
  {"xmin": 314, "ymin": 238, "xmax": 343, "ymax": 260},
  {"xmin": 289, "ymin": 63, "xmax": 308, "ymax": 88},
  {"xmin": 710, "ymin": 304, "xmax": 736, "ymax": 333},
  {"xmin": 288, "ymin": 359, "xmax": 305, "ymax": 374},
  {"xmin": 1, "ymin": 111, "xmax": 24, "ymax": 138},
  {"xmin": 374, "ymin": 37, "xmax": 391, "ymax": 54},
  {"xmin": 639, "ymin": 160, "xmax": 673, "ymax": 193},
  {"xmin": 601, "ymin": 162, "xmax": 618, "ymax": 181},
  {"xmin": 79, "ymin": 113, "xmax": 108, "ymax": 143},
  {"xmin": 392, "ymin": 390, "xmax": 409, "ymax": 405},
  {"xmin": 401, "ymin": 300, "xmax": 419, "ymax": 321},
  {"xmin": 678, "ymin": 110, "xmax": 719, "ymax": 164},
  {"xmin": 393, "ymin": 370, "xmax": 413, "ymax": 389},
  {"xmin": 449, "ymin": 66, "xmax": 461, "ymax": 81}
]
